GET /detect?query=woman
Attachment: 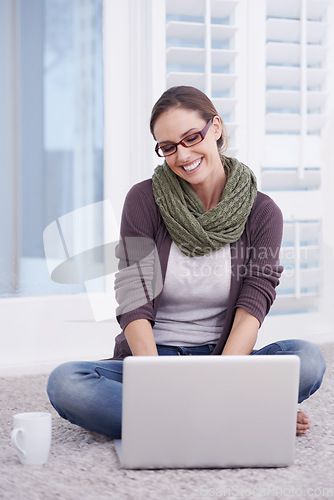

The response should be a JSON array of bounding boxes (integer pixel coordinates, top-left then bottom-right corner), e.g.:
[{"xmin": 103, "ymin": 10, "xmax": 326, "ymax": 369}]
[{"xmin": 47, "ymin": 86, "xmax": 326, "ymax": 438}]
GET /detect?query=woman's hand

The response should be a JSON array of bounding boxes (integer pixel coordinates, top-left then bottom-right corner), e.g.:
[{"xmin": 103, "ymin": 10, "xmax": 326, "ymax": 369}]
[
  {"xmin": 222, "ymin": 308, "xmax": 260, "ymax": 355},
  {"xmin": 124, "ymin": 319, "xmax": 159, "ymax": 356}
]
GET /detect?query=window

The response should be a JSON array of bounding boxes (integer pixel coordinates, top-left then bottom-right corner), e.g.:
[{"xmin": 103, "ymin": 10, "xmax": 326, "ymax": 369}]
[
  {"xmin": 263, "ymin": 0, "xmax": 329, "ymax": 321},
  {"xmin": 0, "ymin": 0, "xmax": 104, "ymax": 298}
]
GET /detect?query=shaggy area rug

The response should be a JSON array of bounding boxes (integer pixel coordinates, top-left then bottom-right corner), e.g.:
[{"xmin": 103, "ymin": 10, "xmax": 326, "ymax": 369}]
[{"xmin": 1, "ymin": 343, "xmax": 334, "ymax": 500}]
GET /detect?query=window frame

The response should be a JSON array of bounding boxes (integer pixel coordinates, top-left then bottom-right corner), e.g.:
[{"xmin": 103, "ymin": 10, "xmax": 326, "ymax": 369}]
[{"xmin": 0, "ymin": 0, "xmax": 119, "ymax": 375}]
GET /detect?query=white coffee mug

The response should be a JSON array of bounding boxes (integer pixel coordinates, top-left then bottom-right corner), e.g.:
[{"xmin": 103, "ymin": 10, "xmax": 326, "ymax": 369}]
[{"xmin": 11, "ymin": 412, "xmax": 52, "ymax": 465}]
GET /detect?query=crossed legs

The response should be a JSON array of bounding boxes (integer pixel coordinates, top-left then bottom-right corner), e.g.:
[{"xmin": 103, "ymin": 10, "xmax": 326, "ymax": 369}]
[{"xmin": 47, "ymin": 339, "xmax": 326, "ymax": 438}]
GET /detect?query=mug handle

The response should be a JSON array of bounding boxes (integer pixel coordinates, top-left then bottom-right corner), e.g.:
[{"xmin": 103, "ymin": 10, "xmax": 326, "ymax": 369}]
[{"xmin": 11, "ymin": 428, "xmax": 27, "ymax": 457}]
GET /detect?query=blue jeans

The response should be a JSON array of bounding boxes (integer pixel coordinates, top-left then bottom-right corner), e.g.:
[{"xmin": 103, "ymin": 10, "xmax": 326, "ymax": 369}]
[{"xmin": 47, "ymin": 339, "xmax": 326, "ymax": 438}]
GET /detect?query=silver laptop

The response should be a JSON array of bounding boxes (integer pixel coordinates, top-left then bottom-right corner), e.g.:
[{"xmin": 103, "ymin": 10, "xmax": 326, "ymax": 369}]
[{"xmin": 114, "ymin": 355, "xmax": 300, "ymax": 469}]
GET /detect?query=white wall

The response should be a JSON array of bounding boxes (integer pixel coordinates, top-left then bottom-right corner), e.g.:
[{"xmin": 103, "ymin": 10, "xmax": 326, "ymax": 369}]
[
  {"xmin": 1, "ymin": 293, "xmax": 332, "ymax": 377},
  {"xmin": 0, "ymin": 295, "xmax": 120, "ymax": 376}
]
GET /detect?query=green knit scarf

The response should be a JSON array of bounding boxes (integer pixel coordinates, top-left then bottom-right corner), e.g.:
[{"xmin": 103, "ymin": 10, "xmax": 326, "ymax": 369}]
[{"xmin": 151, "ymin": 156, "xmax": 257, "ymax": 257}]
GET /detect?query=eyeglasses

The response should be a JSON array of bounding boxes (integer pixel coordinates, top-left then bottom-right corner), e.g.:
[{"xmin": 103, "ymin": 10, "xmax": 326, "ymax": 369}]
[{"xmin": 155, "ymin": 118, "xmax": 213, "ymax": 158}]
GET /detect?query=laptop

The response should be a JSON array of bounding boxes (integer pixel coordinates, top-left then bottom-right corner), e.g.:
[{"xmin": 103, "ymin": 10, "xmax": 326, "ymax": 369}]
[{"xmin": 114, "ymin": 355, "xmax": 300, "ymax": 469}]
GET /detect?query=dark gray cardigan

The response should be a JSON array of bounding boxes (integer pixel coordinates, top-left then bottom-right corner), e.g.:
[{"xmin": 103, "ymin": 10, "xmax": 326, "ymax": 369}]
[{"xmin": 112, "ymin": 178, "xmax": 283, "ymax": 359}]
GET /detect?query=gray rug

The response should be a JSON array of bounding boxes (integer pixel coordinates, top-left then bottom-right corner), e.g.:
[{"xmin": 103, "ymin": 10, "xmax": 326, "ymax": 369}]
[{"xmin": 1, "ymin": 343, "xmax": 334, "ymax": 500}]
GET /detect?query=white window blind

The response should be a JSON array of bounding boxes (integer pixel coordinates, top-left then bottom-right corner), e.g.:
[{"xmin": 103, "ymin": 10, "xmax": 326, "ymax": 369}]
[
  {"xmin": 263, "ymin": 0, "xmax": 329, "ymax": 317},
  {"xmin": 166, "ymin": 0, "xmax": 239, "ymax": 157},
  {"xmin": 163, "ymin": 0, "xmax": 333, "ymax": 341}
]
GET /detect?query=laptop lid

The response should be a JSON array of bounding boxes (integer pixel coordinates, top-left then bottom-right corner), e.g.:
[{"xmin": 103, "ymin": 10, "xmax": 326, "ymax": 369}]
[{"xmin": 116, "ymin": 355, "xmax": 300, "ymax": 469}]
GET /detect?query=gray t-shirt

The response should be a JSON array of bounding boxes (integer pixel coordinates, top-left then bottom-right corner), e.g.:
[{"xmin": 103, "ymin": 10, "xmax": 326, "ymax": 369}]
[{"xmin": 153, "ymin": 242, "xmax": 231, "ymax": 346}]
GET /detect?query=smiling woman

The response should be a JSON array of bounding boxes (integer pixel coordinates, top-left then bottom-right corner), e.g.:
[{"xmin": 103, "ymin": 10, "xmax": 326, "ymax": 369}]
[
  {"xmin": 47, "ymin": 85, "xmax": 326, "ymax": 439},
  {"xmin": 150, "ymin": 86, "xmax": 230, "ymax": 211},
  {"xmin": 153, "ymin": 108, "xmax": 225, "ymax": 211}
]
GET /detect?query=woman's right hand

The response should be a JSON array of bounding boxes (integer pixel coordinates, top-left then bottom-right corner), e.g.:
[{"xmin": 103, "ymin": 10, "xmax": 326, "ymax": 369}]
[{"xmin": 124, "ymin": 319, "xmax": 159, "ymax": 356}]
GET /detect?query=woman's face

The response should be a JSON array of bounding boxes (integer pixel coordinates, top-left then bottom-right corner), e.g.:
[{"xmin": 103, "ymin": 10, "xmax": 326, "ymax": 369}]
[{"xmin": 153, "ymin": 107, "xmax": 223, "ymax": 187}]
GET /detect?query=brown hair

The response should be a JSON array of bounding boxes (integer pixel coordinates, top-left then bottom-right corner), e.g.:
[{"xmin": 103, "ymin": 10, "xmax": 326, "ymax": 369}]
[{"xmin": 150, "ymin": 86, "xmax": 229, "ymax": 152}]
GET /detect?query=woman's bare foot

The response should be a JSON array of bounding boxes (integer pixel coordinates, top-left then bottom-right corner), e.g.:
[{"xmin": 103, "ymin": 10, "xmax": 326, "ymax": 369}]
[{"xmin": 297, "ymin": 410, "xmax": 311, "ymax": 435}]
